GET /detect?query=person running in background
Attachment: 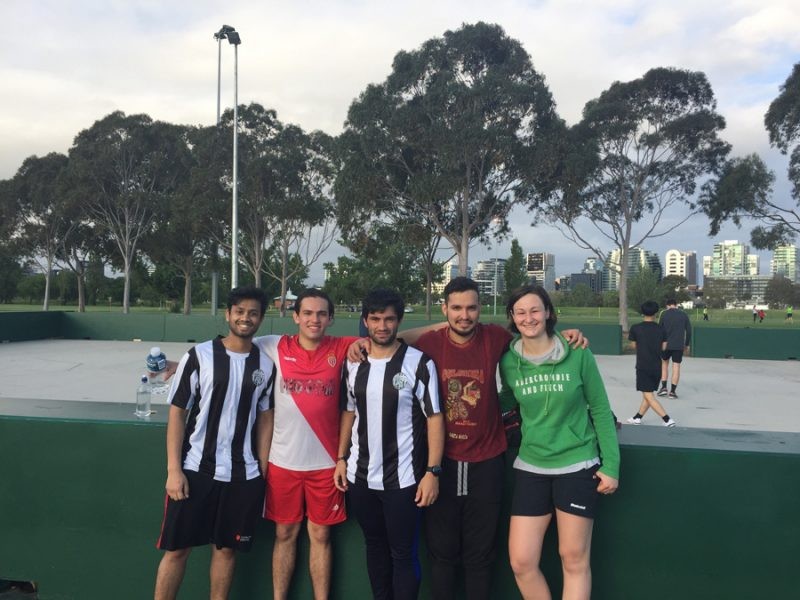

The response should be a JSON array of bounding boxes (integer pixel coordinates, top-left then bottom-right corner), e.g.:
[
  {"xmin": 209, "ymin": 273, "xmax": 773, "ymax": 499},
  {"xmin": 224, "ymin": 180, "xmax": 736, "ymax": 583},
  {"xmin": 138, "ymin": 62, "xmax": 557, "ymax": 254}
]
[
  {"xmin": 154, "ymin": 287, "xmax": 275, "ymax": 600},
  {"xmin": 335, "ymin": 288, "xmax": 444, "ymax": 600},
  {"xmin": 499, "ymin": 284, "xmax": 619, "ymax": 600},
  {"xmin": 786, "ymin": 305, "xmax": 794, "ymax": 324},
  {"xmin": 658, "ymin": 299, "xmax": 692, "ymax": 399},
  {"xmin": 626, "ymin": 301, "xmax": 676, "ymax": 427}
]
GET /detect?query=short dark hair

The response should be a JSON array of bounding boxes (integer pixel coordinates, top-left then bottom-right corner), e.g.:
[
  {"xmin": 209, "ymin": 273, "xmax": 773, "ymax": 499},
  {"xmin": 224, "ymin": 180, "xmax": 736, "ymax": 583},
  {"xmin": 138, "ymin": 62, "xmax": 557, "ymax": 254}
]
[
  {"xmin": 505, "ymin": 284, "xmax": 557, "ymax": 337},
  {"xmin": 665, "ymin": 298, "xmax": 677, "ymax": 307},
  {"xmin": 227, "ymin": 286, "xmax": 268, "ymax": 316},
  {"xmin": 443, "ymin": 277, "xmax": 480, "ymax": 303},
  {"xmin": 640, "ymin": 300, "xmax": 659, "ymax": 316},
  {"xmin": 361, "ymin": 288, "xmax": 405, "ymax": 322},
  {"xmin": 294, "ymin": 288, "xmax": 334, "ymax": 317}
]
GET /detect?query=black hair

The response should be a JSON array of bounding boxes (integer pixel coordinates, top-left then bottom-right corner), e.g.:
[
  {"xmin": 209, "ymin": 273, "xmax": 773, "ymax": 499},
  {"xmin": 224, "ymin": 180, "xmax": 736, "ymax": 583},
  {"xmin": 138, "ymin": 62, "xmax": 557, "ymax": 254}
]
[
  {"xmin": 361, "ymin": 288, "xmax": 405, "ymax": 322},
  {"xmin": 505, "ymin": 284, "xmax": 557, "ymax": 337},
  {"xmin": 443, "ymin": 277, "xmax": 480, "ymax": 303},
  {"xmin": 294, "ymin": 288, "xmax": 334, "ymax": 318},
  {"xmin": 227, "ymin": 286, "xmax": 268, "ymax": 316},
  {"xmin": 640, "ymin": 300, "xmax": 659, "ymax": 316},
  {"xmin": 665, "ymin": 298, "xmax": 677, "ymax": 307}
]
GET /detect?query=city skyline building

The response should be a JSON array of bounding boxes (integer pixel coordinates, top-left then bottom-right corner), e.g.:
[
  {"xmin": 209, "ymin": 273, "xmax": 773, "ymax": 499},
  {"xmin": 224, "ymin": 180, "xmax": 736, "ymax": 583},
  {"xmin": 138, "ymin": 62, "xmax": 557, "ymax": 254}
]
[
  {"xmin": 665, "ymin": 249, "xmax": 698, "ymax": 285},
  {"xmin": 770, "ymin": 245, "xmax": 800, "ymax": 282},
  {"xmin": 473, "ymin": 258, "xmax": 506, "ymax": 299},
  {"xmin": 526, "ymin": 252, "xmax": 556, "ymax": 291},
  {"xmin": 705, "ymin": 240, "xmax": 760, "ymax": 279},
  {"xmin": 602, "ymin": 247, "xmax": 663, "ymax": 292}
]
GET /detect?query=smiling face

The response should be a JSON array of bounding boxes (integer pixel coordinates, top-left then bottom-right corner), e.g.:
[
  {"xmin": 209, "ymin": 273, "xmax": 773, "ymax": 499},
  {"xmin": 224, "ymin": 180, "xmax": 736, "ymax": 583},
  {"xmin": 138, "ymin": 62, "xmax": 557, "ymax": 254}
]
[
  {"xmin": 442, "ymin": 290, "xmax": 481, "ymax": 341},
  {"xmin": 226, "ymin": 299, "xmax": 264, "ymax": 340},
  {"xmin": 510, "ymin": 293, "xmax": 551, "ymax": 341},
  {"xmin": 293, "ymin": 296, "xmax": 333, "ymax": 349},
  {"xmin": 364, "ymin": 306, "xmax": 400, "ymax": 348}
]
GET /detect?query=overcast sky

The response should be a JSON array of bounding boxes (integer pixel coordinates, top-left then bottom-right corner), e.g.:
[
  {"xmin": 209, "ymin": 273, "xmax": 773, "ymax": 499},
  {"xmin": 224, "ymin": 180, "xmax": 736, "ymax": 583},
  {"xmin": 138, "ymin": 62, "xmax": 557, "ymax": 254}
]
[{"xmin": 3, "ymin": 0, "xmax": 798, "ymax": 284}]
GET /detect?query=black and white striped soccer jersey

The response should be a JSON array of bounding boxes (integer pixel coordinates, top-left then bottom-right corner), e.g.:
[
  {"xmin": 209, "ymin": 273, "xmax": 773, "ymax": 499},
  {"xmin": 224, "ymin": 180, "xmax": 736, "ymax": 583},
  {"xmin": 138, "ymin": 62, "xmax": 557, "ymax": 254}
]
[
  {"xmin": 168, "ymin": 336, "xmax": 275, "ymax": 482},
  {"xmin": 343, "ymin": 342, "xmax": 441, "ymax": 490}
]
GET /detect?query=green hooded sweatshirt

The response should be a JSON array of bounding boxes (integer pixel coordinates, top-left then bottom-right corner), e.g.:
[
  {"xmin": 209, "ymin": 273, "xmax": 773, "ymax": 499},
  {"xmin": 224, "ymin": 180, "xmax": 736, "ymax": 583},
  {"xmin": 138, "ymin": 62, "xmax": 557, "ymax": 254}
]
[{"xmin": 499, "ymin": 334, "xmax": 620, "ymax": 480}]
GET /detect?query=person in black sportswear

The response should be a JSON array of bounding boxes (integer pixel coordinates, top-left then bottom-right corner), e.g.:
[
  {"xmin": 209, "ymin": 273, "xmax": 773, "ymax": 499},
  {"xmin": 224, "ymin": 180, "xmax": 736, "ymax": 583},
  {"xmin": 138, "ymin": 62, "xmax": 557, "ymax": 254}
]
[
  {"xmin": 154, "ymin": 287, "xmax": 275, "ymax": 600},
  {"xmin": 657, "ymin": 298, "xmax": 692, "ymax": 399},
  {"xmin": 335, "ymin": 289, "xmax": 444, "ymax": 600},
  {"xmin": 626, "ymin": 301, "xmax": 676, "ymax": 427}
]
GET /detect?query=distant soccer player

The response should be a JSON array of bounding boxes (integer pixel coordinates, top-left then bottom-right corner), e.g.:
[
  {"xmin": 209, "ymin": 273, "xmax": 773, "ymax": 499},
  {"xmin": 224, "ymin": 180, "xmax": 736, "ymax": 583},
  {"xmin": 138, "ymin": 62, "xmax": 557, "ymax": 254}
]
[
  {"xmin": 154, "ymin": 286, "xmax": 274, "ymax": 600},
  {"xmin": 626, "ymin": 301, "xmax": 676, "ymax": 427}
]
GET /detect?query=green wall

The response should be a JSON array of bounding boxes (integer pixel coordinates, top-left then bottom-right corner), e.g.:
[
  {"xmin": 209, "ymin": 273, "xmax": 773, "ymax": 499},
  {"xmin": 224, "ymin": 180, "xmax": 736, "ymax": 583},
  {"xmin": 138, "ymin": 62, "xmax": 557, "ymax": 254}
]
[
  {"xmin": 1, "ymin": 401, "xmax": 797, "ymax": 599},
  {"xmin": 5, "ymin": 311, "xmax": 800, "ymax": 359}
]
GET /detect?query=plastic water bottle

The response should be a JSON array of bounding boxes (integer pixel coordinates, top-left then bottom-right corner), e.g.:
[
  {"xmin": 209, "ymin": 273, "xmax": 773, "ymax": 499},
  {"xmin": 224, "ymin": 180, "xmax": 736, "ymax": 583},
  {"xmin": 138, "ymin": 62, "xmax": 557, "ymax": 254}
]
[
  {"xmin": 146, "ymin": 346, "xmax": 170, "ymax": 402},
  {"xmin": 135, "ymin": 375, "xmax": 151, "ymax": 418}
]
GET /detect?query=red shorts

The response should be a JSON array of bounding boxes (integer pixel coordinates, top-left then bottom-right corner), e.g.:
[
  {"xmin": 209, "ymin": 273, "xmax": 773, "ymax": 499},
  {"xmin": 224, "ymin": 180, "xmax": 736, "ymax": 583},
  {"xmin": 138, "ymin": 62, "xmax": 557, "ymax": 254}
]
[{"xmin": 264, "ymin": 463, "xmax": 346, "ymax": 525}]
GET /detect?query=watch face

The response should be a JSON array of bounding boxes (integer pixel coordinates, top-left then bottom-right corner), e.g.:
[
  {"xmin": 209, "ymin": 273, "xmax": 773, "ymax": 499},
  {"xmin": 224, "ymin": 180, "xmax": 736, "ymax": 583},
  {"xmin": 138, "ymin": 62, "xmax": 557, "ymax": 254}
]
[{"xmin": 428, "ymin": 465, "xmax": 442, "ymax": 476}]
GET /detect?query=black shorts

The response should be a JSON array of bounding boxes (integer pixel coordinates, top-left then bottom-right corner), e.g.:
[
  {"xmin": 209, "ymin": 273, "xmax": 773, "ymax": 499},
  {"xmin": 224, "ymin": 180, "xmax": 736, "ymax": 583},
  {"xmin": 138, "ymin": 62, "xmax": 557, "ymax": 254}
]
[
  {"xmin": 635, "ymin": 369, "xmax": 660, "ymax": 392},
  {"xmin": 156, "ymin": 470, "xmax": 265, "ymax": 552},
  {"xmin": 511, "ymin": 466, "xmax": 599, "ymax": 519},
  {"xmin": 661, "ymin": 349, "xmax": 684, "ymax": 363}
]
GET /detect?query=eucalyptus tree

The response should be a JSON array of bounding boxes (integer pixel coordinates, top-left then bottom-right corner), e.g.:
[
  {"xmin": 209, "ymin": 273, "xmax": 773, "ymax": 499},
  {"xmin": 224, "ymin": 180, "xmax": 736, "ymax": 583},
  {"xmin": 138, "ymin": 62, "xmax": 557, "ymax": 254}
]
[
  {"xmin": 11, "ymin": 152, "xmax": 70, "ymax": 310},
  {"xmin": 141, "ymin": 124, "xmax": 227, "ymax": 314},
  {"xmin": 223, "ymin": 104, "xmax": 335, "ymax": 312},
  {"xmin": 545, "ymin": 68, "xmax": 732, "ymax": 331},
  {"xmin": 337, "ymin": 22, "xmax": 562, "ymax": 277},
  {"xmin": 68, "ymin": 111, "xmax": 190, "ymax": 313},
  {"xmin": 701, "ymin": 62, "xmax": 800, "ymax": 248}
]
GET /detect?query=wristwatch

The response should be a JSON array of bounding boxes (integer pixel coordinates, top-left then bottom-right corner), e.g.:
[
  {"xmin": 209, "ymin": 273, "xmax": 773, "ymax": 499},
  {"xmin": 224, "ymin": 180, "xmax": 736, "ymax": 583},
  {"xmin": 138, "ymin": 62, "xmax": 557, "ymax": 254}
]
[{"xmin": 426, "ymin": 465, "xmax": 442, "ymax": 477}]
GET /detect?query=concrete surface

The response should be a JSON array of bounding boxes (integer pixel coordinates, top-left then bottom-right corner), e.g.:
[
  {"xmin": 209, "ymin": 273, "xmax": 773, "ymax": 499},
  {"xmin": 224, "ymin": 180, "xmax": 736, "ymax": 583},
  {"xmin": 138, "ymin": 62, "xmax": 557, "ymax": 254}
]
[{"xmin": 0, "ymin": 339, "xmax": 798, "ymax": 433}]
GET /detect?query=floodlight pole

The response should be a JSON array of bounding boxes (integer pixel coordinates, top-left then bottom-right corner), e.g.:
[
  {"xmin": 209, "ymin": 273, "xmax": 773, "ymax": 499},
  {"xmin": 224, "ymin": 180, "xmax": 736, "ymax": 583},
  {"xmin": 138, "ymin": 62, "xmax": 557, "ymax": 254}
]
[{"xmin": 231, "ymin": 37, "xmax": 240, "ymax": 289}]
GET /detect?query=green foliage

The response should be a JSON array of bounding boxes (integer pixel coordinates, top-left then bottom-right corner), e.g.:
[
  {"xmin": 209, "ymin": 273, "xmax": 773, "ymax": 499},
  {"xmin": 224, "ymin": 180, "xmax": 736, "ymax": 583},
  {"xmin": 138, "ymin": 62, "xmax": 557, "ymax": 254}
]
[
  {"xmin": 563, "ymin": 283, "xmax": 600, "ymax": 307},
  {"xmin": 764, "ymin": 276, "xmax": 798, "ymax": 308},
  {"xmin": 504, "ymin": 239, "xmax": 528, "ymax": 297},
  {"xmin": 16, "ymin": 274, "xmax": 46, "ymax": 304},
  {"xmin": 702, "ymin": 278, "xmax": 735, "ymax": 309},
  {"xmin": 626, "ymin": 267, "xmax": 661, "ymax": 313},
  {"xmin": 0, "ymin": 246, "xmax": 24, "ymax": 303},
  {"xmin": 601, "ymin": 290, "xmax": 619, "ymax": 308},
  {"xmin": 323, "ymin": 226, "xmax": 425, "ymax": 304},
  {"xmin": 337, "ymin": 22, "xmax": 561, "ymax": 275}
]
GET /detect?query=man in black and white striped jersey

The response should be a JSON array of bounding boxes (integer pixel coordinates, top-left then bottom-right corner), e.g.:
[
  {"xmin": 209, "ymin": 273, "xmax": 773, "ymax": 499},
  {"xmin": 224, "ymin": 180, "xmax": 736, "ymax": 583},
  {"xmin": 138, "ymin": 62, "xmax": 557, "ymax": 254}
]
[
  {"xmin": 154, "ymin": 286, "xmax": 275, "ymax": 600},
  {"xmin": 334, "ymin": 288, "xmax": 445, "ymax": 600}
]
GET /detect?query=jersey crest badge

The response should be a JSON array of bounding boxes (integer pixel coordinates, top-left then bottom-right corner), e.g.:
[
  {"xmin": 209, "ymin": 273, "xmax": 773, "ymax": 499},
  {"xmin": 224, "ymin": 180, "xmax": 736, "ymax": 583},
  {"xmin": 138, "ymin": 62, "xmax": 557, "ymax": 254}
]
[
  {"xmin": 392, "ymin": 373, "xmax": 408, "ymax": 390},
  {"xmin": 252, "ymin": 369, "xmax": 266, "ymax": 386},
  {"xmin": 327, "ymin": 354, "xmax": 337, "ymax": 368}
]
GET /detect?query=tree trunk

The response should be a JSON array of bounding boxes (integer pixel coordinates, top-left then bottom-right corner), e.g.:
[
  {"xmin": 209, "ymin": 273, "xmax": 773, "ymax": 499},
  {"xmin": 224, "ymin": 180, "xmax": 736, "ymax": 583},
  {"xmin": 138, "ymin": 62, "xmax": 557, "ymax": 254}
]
[
  {"xmin": 183, "ymin": 256, "xmax": 193, "ymax": 315},
  {"xmin": 279, "ymin": 245, "xmax": 289, "ymax": 318},
  {"xmin": 618, "ymin": 247, "xmax": 629, "ymax": 333},
  {"xmin": 122, "ymin": 255, "xmax": 131, "ymax": 314}
]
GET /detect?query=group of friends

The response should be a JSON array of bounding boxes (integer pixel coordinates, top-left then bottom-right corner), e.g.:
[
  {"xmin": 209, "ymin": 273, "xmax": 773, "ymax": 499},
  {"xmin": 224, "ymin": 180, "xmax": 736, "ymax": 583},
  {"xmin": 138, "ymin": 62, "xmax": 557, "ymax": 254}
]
[{"xmin": 152, "ymin": 277, "xmax": 621, "ymax": 600}]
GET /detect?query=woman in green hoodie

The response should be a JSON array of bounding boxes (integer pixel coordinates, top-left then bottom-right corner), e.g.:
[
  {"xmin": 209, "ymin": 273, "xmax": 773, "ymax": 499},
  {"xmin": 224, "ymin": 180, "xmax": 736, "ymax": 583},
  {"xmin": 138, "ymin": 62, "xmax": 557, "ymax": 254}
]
[{"xmin": 499, "ymin": 285, "xmax": 619, "ymax": 600}]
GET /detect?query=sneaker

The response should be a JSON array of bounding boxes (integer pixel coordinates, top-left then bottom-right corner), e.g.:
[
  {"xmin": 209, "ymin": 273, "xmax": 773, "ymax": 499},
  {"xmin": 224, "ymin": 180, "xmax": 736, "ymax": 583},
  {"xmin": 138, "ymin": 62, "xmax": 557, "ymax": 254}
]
[
  {"xmin": 626, "ymin": 417, "xmax": 642, "ymax": 425},
  {"xmin": 664, "ymin": 418, "xmax": 676, "ymax": 427},
  {"xmin": 668, "ymin": 391, "xmax": 678, "ymax": 399},
  {"xmin": 657, "ymin": 388, "xmax": 668, "ymax": 397}
]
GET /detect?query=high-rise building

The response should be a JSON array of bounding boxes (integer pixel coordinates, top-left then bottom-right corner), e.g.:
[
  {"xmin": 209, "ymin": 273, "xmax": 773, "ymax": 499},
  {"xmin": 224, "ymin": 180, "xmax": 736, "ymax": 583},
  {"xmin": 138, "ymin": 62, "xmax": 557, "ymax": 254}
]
[
  {"xmin": 665, "ymin": 249, "xmax": 698, "ymax": 285},
  {"xmin": 432, "ymin": 259, "xmax": 470, "ymax": 296},
  {"xmin": 473, "ymin": 258, "xmax": 506, "ymax": 298},
  {"xmin": 601, "ymin": 247, "xmax": 663, "ymax": 291},
  {"xmin": 526, "ymin": 252, "xmax": 556, "ymax": 291},
  {"xmin": 583, "ymin": 257, "xmax": 603, "ymax": 274},
  {"xmin": 705, "ymin": 240, "xmax": 759, "ymax": 278},
  {"xmin": 770, "ymin": 245, "xmax": 800, "ymax": 282}
]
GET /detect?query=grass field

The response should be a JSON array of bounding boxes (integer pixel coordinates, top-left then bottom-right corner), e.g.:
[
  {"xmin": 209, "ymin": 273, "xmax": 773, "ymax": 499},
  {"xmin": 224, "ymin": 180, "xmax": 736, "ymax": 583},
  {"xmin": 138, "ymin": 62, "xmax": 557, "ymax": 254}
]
[{"xmin": 1, "ymin": 302, "xmax": 794, "ymax": 329}]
